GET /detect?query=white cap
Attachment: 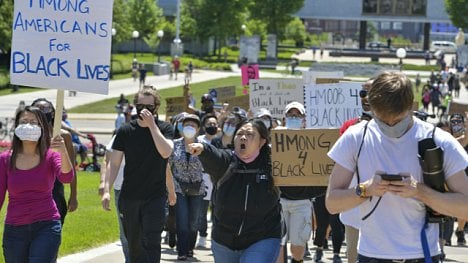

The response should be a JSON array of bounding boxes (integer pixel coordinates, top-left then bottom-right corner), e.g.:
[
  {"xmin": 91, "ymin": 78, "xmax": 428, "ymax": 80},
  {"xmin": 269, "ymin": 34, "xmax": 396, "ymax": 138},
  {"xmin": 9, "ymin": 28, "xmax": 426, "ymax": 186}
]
[
  {"xmin": 285, "ymin": 101, "xmax": 305, "ymax": 115},
  {"xmin": 255, "ymin": 108, "xmax": 272, "ymax": 118}
]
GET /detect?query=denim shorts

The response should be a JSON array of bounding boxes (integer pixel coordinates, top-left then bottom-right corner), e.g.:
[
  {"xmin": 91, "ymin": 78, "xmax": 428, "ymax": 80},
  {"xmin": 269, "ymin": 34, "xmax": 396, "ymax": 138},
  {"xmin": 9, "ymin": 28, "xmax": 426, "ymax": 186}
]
[{"xmin": 212, "ymin": 238, "xmax": 280, "ymax": 263}]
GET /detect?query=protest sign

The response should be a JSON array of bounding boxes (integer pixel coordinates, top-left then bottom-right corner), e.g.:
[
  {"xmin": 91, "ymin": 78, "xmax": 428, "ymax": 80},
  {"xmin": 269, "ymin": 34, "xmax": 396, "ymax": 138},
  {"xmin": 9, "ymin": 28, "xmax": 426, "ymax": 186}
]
[
  {"xmin": 249, "ymin": 79, "xmax": 303, "ymax": 119},
  {"xmin": 241, "ymin": 64, "xmax": 259, "ymax": 86},
  {"xmin": 223, "ymin": 95, "xmax": 250, "ymax": 112},
  {"xmin": 213, "ymin": 86, "xmax": 236, "ymax": 101},
  {"xmin": 448, "ymin": 101, "xmax": 468, "ymax": 115},
  {"xmin": 10, "ymin": 1, "xmax": 114, "ymax": 94},
  {"xmin": 303, "ymin": 71, "xmax": 344, "ymax": 85},
  {"xmin": 304, "ymin": 82, "xmax": 362, "ymax": 128},
  {"xmin": 271, "ymin": 129, "xmax": 340, "ymax": 186},
  {"xmin": 165, "ymin": 97, "xmax": 186, "ymax": 121}
]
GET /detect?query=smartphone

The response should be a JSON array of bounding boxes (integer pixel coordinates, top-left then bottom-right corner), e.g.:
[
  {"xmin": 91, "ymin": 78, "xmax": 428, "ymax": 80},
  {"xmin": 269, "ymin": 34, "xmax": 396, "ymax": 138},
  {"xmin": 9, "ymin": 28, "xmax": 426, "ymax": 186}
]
[{"xmin": 380, "ymin": 174, "xmax": 404, "ymax": 181}]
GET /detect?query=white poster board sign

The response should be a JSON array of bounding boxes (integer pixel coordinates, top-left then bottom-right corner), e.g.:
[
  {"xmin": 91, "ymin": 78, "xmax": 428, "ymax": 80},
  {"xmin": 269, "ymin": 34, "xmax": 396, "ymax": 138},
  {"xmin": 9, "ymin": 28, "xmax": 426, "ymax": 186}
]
[
  {"xmin": 303, "ymin": 71, "xmax": 344, "ymax": 85},
  {"xmin": 304, "ymin": 82, "xmax": 362, "ymax": 128},
  {"xmin": 249, "ymin": 79, "xmax": 303, "ymax": 119},
  {"xmin": 10, "ymin": 1, "xmax": 114, "ymax": 94}
]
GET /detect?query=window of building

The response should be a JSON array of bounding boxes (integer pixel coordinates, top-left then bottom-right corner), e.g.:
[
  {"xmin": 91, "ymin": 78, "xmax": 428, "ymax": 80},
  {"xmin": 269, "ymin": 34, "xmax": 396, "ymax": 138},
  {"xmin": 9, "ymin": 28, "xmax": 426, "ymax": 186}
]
[{"xmin": 393, "ymin": 22, "xmax": 403, "ymax": 30}]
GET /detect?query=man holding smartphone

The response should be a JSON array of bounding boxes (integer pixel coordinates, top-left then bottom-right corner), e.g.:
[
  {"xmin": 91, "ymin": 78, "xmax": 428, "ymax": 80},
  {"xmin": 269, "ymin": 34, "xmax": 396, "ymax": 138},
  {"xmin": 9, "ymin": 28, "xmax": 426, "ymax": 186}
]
[{"xmin": 326, "ymin": 72, "xmax": 468, "ymax": 263}]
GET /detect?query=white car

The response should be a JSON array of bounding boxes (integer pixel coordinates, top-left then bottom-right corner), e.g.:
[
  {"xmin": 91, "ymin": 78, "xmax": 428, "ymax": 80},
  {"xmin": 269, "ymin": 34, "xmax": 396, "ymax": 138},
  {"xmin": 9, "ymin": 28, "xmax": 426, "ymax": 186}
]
[{"xmin": 430, "ymin": 41, "xmax": 457, "ymax": 53}]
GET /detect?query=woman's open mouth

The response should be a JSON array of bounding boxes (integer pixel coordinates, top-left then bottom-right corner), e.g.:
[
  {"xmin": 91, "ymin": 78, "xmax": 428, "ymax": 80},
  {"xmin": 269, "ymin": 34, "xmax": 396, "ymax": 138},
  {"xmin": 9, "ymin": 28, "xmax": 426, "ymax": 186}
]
[{"xmin": 240, "ymin": 143, "xmax": 246, "ymax": 150}]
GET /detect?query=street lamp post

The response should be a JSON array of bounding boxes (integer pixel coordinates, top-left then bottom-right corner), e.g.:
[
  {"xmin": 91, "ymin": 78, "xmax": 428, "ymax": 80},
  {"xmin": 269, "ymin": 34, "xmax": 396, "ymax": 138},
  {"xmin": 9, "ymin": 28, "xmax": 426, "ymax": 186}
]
[
  {"xmin": 396, "ymin": 48, "xmax": 406, "ymax": 71},
  {"xmin": 241, "ymin": 24, "xmax": 246, "ymax": 33},
  {"xmin": 132, "ymin": 30, "xmax": 139, "ymax": 59},
  {"xmin": 157, "ymin": 30, "xmax": 164, "ymax": 63}
]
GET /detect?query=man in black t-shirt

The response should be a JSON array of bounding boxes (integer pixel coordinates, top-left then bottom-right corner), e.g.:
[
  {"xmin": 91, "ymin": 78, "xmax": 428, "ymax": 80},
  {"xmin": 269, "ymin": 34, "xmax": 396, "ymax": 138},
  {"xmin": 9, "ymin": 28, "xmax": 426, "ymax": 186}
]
[{"xmin": 102, "ymin": 86, "xmax": 174, "ymax": 262}]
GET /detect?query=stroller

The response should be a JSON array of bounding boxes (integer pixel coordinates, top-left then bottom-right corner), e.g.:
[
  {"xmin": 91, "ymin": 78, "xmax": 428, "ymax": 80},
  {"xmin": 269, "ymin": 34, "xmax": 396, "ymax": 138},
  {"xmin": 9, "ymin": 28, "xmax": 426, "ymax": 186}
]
[{"xmin": 81, "ymin": 134, "xmax": 106, "ymax": 172}]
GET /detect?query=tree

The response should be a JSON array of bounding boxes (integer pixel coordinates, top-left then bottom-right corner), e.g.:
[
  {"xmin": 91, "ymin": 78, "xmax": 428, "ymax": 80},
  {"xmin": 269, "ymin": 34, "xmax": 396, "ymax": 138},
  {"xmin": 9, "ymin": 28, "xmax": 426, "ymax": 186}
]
[
  {"xmin": 445, "ymin": 0, "xmax": 468, "ymax": 29},
  {"xmin": 249, "ymin": 0, "xmax": 304, "ymax": 38},
  {"xmin": 0, "ymin": 0, "xmax": 13, "ymax": 53},
  {"xmin": 126, "ymin": 0, "xmax": 165, "ymax": 44},
  {"xmin": 284, "ymin": 17, "xmax": 307, "ymax": 47},
  {"xmin": 112, "ymin": 0, "xmax": 131, "ymax": 45}
]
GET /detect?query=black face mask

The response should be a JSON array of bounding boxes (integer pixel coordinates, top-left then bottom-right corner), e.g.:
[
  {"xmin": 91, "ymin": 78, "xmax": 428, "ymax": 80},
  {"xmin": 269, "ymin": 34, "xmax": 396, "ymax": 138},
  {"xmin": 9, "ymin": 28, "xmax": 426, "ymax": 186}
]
[
  {"xmin": 202, "ymin": 103, "xmax": 214, "ymax": 113},
  {"xmin": 136, "ymin": 104, "xmax": 156, "ymax": 120},
  {"xmin": 205, "ymin": 126, "xmax": 218, "ymax": 135}
]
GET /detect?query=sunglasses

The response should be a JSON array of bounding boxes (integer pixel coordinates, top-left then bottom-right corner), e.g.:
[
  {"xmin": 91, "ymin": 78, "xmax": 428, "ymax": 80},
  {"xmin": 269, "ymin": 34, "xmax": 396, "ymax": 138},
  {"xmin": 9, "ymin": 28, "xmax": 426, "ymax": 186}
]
[
  {"xmin": 136, "ymin": 104, "xmax": 156, "ymax": 113},
  {"xmin": 359, "ymin": 90, "xmax": 368, "ymax": 98}
]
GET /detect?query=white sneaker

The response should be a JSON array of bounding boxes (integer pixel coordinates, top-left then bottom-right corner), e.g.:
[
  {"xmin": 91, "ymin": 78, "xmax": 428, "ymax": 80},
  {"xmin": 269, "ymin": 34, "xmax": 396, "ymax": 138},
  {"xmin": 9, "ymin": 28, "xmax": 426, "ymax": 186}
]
[{"xmin": 196, "ymin": 236, "xmax": 206, "ymax": 248}]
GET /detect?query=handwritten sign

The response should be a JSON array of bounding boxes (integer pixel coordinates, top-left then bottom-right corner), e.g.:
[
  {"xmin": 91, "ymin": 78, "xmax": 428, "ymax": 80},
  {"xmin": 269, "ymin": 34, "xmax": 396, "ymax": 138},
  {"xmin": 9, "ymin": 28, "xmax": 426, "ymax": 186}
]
[
  {"xmin": 271, "ymin": 129, "xmax": 340, "ymax": 186},
  {"xmin": 213, "ymin": 86, "xmax": 236, "ymax": 101},
  {"xmin": 223, "ymin": 95, "xmax": 250, "ymax": 112},
  {"xmin": 303, "ymin": 71, "xmax": 344, "ymax": 85},
  {"xmin": 249, "ymin": 79, "xmax": 304, "ymax": 119},
  {"xmin": 165, "ymin": 97, "xmax": 186, "ymax": 121},
  {"xmin": 448, "ymin": 101, "xmax": 468, "ymax": 115},
  {"xmin": 10, "ymin": 1, "xmax": 113, "ymax": 94},
  {"xmin": 304, "ymin": 82, "xmax": 362, "ymax": 128},
  {"xmin": 241, "ymin": 64, "xmax": 259, "ymax": 86}
]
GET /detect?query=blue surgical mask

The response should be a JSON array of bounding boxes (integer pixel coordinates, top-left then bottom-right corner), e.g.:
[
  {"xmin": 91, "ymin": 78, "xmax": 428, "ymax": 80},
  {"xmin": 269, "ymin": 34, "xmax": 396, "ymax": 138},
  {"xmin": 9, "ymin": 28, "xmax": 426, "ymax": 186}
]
[
  {"xmin": 374, "ymin": 114, "xmax": 412, "ymax": 138},
  {"xmin": 177, "ymin": 122, "xmax": 184, "ymax": 135},
  {"xmin": 223, "ymin": 124, "xmax": 236, "ymax": 136},
  {"xmin": 285, "ymin": 117, "xmax": 303, "ymax": 129}
]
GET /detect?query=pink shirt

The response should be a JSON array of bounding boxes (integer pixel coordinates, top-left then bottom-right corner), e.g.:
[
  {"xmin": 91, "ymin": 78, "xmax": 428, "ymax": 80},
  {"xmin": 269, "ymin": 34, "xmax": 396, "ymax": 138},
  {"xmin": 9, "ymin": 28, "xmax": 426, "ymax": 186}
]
[{"xmin": 0, "ymin": 149, "xmax": 74, "ymax": 225}]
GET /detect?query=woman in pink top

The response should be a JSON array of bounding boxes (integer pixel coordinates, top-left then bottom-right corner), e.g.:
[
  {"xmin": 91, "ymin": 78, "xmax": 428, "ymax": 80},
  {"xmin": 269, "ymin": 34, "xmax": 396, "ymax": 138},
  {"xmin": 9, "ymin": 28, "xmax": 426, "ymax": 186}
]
[{"xmin": 0, "ymin": 106, "xmax": 74, "ymax": 262}]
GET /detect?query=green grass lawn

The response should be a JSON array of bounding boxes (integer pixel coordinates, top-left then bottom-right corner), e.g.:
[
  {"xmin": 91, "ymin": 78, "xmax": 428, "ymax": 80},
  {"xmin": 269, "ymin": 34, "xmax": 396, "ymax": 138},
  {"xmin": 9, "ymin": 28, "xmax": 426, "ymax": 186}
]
[
  {"xmin": 0, "ymin": 171, "xmax": 119, "ymax": 262},
  {"xmin": 69, "ymin": 76, "xmax": 245, "ymax": 114}
]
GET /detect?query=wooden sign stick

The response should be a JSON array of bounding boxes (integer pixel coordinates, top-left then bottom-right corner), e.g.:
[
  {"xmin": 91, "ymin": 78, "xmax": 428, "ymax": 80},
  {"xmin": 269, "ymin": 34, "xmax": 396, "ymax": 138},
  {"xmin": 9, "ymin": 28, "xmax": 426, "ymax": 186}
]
[{"xmin": 53, "ymin": 90, "xmax": 64, "ymax": 137}]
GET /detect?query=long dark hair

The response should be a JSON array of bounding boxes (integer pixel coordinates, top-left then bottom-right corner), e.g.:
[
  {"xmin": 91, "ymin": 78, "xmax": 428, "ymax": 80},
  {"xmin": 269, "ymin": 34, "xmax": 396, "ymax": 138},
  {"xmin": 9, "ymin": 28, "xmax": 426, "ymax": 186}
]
[
  {"xmin": 31, "ymin": 98, "xmax": 55, "ymax": 125},
  {"xmin": 9, "ymin": 106, "xmax": 51, "ymax": 170}
]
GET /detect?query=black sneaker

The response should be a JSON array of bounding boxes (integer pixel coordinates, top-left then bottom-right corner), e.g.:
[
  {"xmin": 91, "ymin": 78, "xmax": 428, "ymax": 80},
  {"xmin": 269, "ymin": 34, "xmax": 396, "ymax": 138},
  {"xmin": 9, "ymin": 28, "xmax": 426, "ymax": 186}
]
[
  {"xmin": 333, "ymin": 255, "xmax": 343, "ymax": 263},
  {"xmin": 314, "ymin": 249, "xmax": 323, "ymax": 262},
  {"xmin": 169, "ymin": 232, "xmax": 176, "ymax": 248}
]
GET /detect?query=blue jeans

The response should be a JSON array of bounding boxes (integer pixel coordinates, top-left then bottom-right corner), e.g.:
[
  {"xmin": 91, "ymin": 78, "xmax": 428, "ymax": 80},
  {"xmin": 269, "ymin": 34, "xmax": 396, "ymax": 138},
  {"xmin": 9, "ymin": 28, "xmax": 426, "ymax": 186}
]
[
  {"xmin": 3, "ymin": 220, "xmax": 62, "ymax": 263},
  {"xmin": 198, "ymin": 199, "xmax": 210, "ymax": 237},
  {"xmin": 211, "ymin": 238, "xmax": 281, "ymax": 263},
  {"xmin": 175, "ymin": 193, "xmax": 203, "ymax": 257},
  {"xmin": 114, "ymin": 189, "xmax": 129, "ymax": 263}
]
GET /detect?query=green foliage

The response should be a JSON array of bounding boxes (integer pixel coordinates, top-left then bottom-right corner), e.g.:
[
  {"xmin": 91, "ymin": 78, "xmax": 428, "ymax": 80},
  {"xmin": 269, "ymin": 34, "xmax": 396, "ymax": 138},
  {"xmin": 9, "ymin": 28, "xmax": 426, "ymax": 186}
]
[
  {"xmin": 444, "ymin": 0, "xmax": 468, "ymax": 29},
  {"xmin": 285, "ymin": 18, "xmax": 307, "ymax": 47},
  {"xmin": 0, "ymin": 0, "xmax": 13, "ymax": 53},
  {"xmin": 126, "ymin": 0, "xmax": 165, "ymax": 43},
  {"xmin": 249, "ymin": 0, "xmax": 305, "ymax": 38},
  {"xmin": 112, "ymin": 0, "xmax": 131, "ymax": 45}
]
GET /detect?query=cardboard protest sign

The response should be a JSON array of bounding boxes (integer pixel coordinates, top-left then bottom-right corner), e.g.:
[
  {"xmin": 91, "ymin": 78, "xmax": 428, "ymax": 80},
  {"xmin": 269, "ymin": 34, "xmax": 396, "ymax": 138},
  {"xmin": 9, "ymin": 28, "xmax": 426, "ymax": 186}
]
[
  {"xmin": 448, "ymin": 101, "xmax": 468, "ymax": 115},
  {"xmin": 304, "ymin": 82, "xmax": 362, "ymax": 128},
  {"xmin": 271, "ymin": 129, "xmax": 340, "ymax": 186},
  {"xmin": 223, "ymin": 95, "xmax": 250, "ymax": 112},
  {"xmin": 165, "ymin": 97, "xmax": 186, "ymax": 121},
  {"xmin": 241, "ymin": 64, "xmax": 259, "ymax": 86},
  {"xmin": 303, "ymin": 71, "xmax": 344, "ymax": 85},
  {"xmin": 213, "ymin": 86, "xmax": 236, "ymax": 101},
  {"xmin": 10, "ymin": 1, "xmax": 113, "ymax": 94},
  {"xmin": 249, "ymin": 79, "xmax": 303, "ymax": 119}
]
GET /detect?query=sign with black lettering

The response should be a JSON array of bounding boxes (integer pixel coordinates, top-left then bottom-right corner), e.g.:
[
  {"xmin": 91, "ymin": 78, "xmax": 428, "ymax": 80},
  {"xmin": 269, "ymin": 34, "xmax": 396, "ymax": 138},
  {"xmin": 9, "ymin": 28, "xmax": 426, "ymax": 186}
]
[
  {"xmin": 271, "ymin": 129, "xmax": 340, "ymax": 186},
  {"xmin": 10, "ymin": 1, "xmax": 113, "ymax": 94},
  {"xmin": 223, "ymin": 95, "xmax": 250, "ymax": 112},
  {"xmin": 249, "ymin": 79, "xmax": 303, "ymax": 119},
  {"xmin": 304, "ymin": 82, "xmax": 362, "ymax": 128}
]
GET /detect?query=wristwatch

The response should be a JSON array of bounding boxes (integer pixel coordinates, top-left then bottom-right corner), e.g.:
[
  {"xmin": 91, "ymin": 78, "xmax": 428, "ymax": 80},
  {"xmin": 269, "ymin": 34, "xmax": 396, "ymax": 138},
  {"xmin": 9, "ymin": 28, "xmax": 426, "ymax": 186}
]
[{"xmin": 355, "ymin": 183, "xmax": 367, "ymax": 198}]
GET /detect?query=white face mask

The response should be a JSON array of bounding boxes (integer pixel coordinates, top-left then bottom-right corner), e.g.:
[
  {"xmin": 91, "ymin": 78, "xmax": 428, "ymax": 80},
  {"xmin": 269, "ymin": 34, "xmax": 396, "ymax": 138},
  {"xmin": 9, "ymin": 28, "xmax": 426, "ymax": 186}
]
[
  {"xmin": 262, "ymin": 119, "xmax": 271, "ymax": 129},
  {"xmin": 182, "ymin": 126, "xmax": 197, "ymax": 139},
  {"xmin": 374, "ymin": 114, "xmax": 412, "ymax": 138},
  {"xmin": 15, "ymin": 123, "xmax": 42, "ymax": 141}
]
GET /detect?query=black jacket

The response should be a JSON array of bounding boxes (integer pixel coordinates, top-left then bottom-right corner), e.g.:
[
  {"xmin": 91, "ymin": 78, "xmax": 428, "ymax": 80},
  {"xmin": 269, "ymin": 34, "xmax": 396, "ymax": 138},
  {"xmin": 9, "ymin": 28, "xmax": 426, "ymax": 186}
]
[{"xmin": 199, "ymin": 143, "xmax": 282, "ymax": 250}]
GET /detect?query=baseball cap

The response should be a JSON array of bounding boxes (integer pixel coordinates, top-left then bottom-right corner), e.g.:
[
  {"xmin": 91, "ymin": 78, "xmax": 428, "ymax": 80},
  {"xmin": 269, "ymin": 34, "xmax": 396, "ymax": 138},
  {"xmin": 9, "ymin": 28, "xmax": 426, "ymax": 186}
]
[
  {"xmin": 285, "ymin": 102, "xmax": 305, "ymax": 115},
  {"xmin": 232, "ymin": 106, "xmax": 247, "ymax": 121},
  {"xmin": 201, "ymin": 94, "xmax": 214, "ymax": 103},
  {"xmin": 182, "ymin": 114, "xmax": 201, "ymax": 127},
  {"xmin": 254, "ymin": 108, "xmax": 272, "ymax": 118}
]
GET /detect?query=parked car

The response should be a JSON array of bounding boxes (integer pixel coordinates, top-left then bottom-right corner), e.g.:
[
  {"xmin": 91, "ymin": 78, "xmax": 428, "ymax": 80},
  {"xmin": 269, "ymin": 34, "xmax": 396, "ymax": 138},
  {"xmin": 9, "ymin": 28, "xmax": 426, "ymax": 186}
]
[{"xmin": 430, "ymin": 41, "xmax": 457, "ymax": 53}]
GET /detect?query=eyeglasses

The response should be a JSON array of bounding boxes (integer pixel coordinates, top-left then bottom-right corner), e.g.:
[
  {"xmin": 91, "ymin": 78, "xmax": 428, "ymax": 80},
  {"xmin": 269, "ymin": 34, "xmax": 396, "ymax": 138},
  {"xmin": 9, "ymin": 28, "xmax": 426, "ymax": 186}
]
[
  {"xmin": 359, "ymin": 90, "xmax": 368, "ymax": 98},
  {"xmin": 136, "ymin": 104, "xmax": 156, "ymax": 112}
]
